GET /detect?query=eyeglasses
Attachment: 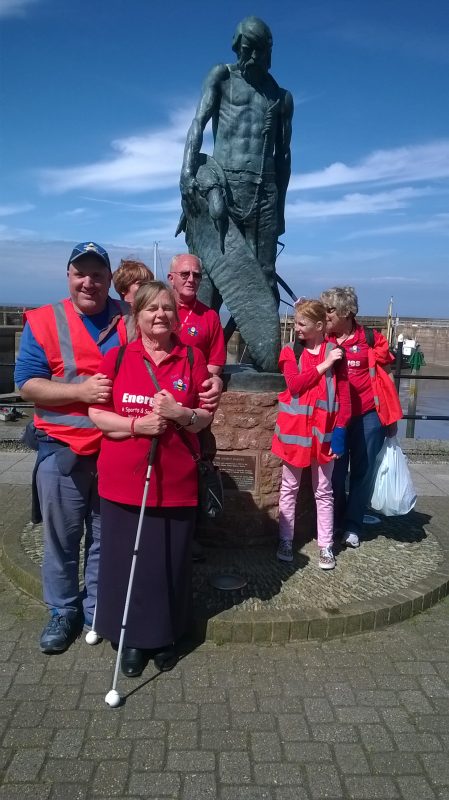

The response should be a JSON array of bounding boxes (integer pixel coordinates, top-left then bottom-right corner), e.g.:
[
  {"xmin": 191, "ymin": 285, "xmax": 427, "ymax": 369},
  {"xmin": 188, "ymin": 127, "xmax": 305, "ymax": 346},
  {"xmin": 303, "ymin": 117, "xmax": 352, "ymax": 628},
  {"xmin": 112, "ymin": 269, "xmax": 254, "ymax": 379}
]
[
  {"xmin": 170, "ymin": 271, "xmax": 202, "ymax": 282},
  {"xmin": 325, "ymin": 306, "xmax": 337, "ymax": 314}
]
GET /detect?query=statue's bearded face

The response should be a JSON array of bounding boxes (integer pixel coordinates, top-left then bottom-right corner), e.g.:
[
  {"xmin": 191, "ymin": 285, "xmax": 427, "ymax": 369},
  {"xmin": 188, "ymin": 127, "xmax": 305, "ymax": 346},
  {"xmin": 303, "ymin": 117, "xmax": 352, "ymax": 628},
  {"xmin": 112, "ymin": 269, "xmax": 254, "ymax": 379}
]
[{"xmin": 238, "ymin": 35, "xmax": 270, "ymax": 77}]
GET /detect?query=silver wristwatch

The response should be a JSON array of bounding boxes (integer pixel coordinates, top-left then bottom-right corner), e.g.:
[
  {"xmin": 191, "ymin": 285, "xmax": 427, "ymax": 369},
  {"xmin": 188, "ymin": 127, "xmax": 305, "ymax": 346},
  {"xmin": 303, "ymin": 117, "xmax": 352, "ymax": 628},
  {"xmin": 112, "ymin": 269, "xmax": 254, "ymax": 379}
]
[{"xmin": 187, "ymin": 410, "xmax": 198, "ymax": 426}]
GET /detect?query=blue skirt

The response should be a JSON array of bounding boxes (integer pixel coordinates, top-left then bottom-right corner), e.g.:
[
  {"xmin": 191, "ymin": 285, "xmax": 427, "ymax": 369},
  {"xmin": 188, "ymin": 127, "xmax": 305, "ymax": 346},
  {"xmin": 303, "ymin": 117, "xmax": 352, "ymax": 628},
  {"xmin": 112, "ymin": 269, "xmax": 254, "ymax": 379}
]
[{"xmin": 95, "ymin": 499, "xmax": 195, "ymax": 649}]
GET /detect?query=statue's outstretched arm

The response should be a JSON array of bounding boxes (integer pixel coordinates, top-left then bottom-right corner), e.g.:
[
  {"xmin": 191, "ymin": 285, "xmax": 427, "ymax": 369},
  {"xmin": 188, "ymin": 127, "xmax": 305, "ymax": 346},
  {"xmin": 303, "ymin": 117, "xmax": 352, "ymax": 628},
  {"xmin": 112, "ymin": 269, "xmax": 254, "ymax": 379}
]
[
  {"xmin": 275, "ymin": 89, "xmax": 294, "ymax": 236},
  {"xmin": 180, "ymin": 64, "xmax": 228, "ymax": 216}
]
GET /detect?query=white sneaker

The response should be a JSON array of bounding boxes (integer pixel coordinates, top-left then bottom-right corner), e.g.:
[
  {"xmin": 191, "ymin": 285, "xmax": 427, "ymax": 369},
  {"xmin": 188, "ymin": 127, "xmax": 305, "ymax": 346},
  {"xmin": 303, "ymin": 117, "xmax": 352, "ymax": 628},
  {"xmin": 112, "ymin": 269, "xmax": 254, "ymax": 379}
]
[
  {"xmin": 277, "ymin": 539, "xmax": 293, "ymax": 562},
  {"xmin": 342, "ymin": 531, "xmax": 360, "ymax": 548},
  {"xmin": 319, "ymin": 546, "xmax": 336, "ymax": 570}
]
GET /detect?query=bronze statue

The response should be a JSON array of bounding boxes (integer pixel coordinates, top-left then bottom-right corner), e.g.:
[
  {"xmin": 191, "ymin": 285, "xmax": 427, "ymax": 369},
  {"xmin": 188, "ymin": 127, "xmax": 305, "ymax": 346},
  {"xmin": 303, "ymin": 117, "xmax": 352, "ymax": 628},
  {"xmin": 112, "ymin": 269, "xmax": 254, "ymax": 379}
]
[{"xmin": 176, "ymin": 16, "xmax": 294, "ymax": 372}]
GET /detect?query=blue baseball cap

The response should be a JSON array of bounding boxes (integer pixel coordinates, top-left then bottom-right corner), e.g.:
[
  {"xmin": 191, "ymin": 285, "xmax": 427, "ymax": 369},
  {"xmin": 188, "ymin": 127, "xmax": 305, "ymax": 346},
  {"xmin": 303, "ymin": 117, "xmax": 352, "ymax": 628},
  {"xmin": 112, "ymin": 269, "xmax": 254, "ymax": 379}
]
[{"xmin": 67, "ymin": 242, "xmax": 111, "ymax": 271}]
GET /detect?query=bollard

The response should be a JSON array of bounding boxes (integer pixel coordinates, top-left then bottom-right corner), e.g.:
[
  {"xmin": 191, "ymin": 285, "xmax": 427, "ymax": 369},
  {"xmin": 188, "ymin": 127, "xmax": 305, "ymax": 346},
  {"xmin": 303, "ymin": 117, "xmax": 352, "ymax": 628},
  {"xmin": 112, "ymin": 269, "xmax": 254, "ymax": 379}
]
[
  {"xmin": 405, "ymin": 372, "xmax": 418, "ymax": 438},
  {"xmin": 394, "ymin": 340, "xmax": 403, "ymax": 393}
]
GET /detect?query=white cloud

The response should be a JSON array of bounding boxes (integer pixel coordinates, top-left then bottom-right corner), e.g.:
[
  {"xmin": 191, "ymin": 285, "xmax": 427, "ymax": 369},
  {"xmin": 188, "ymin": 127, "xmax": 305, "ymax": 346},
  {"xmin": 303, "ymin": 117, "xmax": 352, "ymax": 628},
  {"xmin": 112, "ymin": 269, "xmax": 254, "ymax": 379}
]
[
  {"xmin": 39, "ymin": 106, "xmax": 207, "ymax": 195},
  {"xmin": 276, "ymin": 252, "xmax": 323, "ymax": 267},
  {"xmin": 0, "ymin": 0, "xmax": 38, "ymax": 18},
  {"xmin": 292, "ymin": 90, "xmax": 324, "ymax": 107},
  {"xmin": 118, "ymin": 222, "xmax": 181, "ymax": 246},
  {"xmin": 0, "ymin": 237, "xmax": 183, "ymax": 304},
  {"xmin": 368, "ymin": 275, "xmax": 422, "ymax": 284},
  {"xmin": 37, "ymin": 110, "xmax": 449, "ymax": 215},
  {"xmin": 289, "ymin": 140, "xmax": 449, "ymax": 191},
  {"xmin": 329, "ymin": 248, "xmax": 397, "ymax": 263},
  {"xmin": 0, "ymin": 223, "xmax": 36, "ymax": 240},
  {"xmin": 57, "ymin": 207, "xmax": 87, "ymax": 218},
  {"xmin": 82, "ymin": 196, "xmax": 181, "ymax": 213},
  {"xmin": 344, "ymin": 214, "xmax": 449, "ymax": 240},
  {"xmin": 0, "ymin": 202, "xmax": 34, "ymax": 216},
  {"xmin": 286, "ymin": 187, "xmax": 427, "ymax": 219}
]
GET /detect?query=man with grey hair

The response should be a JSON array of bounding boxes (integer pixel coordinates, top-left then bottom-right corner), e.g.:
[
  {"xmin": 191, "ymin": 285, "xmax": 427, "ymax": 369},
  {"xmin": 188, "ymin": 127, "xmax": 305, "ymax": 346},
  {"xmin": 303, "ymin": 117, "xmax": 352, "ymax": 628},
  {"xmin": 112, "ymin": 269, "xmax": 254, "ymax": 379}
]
[
  {"xmin": 168, "ymin": 252, "xmax": 225, "ymax": 561},
  {"xmin": 167, "ymin": 253, "xmax": 226, "ymax": 377}
]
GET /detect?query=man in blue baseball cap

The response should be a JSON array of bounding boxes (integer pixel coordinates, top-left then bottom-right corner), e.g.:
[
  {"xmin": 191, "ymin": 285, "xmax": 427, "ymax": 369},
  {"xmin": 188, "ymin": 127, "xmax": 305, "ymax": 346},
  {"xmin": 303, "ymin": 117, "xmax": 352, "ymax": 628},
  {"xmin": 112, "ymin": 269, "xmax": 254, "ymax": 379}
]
[
  {"xmin": 15, "ymin": 241, "xmax": 131, "ymax": 654},
  {"xmin": 67, "ymin": 241, "xmax": 112, "ymax": 271}
]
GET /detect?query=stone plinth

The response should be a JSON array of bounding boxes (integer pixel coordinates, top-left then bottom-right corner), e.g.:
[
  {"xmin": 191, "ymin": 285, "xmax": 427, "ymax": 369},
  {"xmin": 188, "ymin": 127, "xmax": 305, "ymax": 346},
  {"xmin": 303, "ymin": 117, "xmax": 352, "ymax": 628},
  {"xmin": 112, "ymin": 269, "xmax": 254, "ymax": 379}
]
[{"xmin": 199, "ymin": 367, "xmax": 316, "ymax": 548}]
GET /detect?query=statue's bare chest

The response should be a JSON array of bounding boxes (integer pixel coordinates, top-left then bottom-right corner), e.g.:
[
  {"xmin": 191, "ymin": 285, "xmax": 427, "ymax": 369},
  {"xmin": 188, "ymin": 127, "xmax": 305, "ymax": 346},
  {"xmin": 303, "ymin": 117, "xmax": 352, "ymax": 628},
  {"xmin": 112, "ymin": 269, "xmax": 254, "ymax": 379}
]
[{"xmin": 219, "ymin": 72, "xmax": 280, "ymax": 121}]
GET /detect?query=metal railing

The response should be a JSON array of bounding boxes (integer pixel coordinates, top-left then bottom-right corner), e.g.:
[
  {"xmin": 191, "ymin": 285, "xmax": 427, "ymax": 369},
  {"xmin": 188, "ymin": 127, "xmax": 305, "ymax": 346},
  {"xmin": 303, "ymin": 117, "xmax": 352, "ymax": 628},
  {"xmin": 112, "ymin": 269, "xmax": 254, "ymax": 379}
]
[
  {"xmin": 393, "ymin": 341, "xmax": 449, "ymax": 437},
  {"xmin": 2, "ymin": 343, "xmax": 449, "ymax": 437}
]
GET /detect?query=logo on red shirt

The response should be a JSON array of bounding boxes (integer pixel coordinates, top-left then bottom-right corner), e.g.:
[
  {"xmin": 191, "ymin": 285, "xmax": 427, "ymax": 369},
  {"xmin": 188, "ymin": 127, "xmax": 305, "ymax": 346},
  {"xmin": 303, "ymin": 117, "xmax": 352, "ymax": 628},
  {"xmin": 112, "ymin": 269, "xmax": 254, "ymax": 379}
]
[
  {"xmin": 173, "ymin": 378, "xmax": 187, "ymax": 392},
  {"xmin": 187, "ymin": 326, "xmax": 198, "ymax": 337}
]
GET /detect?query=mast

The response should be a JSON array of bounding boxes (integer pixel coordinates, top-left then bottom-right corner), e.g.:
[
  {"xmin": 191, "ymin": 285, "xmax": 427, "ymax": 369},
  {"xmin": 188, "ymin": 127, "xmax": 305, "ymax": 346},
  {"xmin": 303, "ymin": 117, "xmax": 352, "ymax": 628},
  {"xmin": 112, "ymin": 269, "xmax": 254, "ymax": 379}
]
[
  {"xmin": 153, "ymin": 241, "xmax": 158, "ymax": 280},
  {"xmin": 386, "ymin": 296, "xmax": 393, "ymax": 347},
  {"xmin": 282, "ymin": 305, "xmax": 288, "ymax": 345}
]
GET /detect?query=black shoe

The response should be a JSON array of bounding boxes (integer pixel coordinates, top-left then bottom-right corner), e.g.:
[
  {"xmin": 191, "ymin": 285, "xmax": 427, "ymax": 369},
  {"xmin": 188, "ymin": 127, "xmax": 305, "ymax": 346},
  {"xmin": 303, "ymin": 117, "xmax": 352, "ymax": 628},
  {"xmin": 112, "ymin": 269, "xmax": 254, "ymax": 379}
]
[
  {"xmin": 154, "ymin": 646, "xmax": 178, "ymax": 672},
  {"xmin": 39, "ymin": 611, "xmax": 83, "ymax": 654},
  {"xmin": 121, "ymin": 647, "xmax": 145, "ymax": 677}
]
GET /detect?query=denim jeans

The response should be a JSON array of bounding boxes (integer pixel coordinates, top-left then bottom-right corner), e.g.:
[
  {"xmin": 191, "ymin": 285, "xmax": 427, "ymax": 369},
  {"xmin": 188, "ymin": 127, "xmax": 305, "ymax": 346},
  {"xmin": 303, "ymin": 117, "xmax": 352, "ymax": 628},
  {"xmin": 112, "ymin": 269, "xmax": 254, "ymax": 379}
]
[{"xmin": 332, "ymin": 410, "xmax": 385, "ymax": 536}]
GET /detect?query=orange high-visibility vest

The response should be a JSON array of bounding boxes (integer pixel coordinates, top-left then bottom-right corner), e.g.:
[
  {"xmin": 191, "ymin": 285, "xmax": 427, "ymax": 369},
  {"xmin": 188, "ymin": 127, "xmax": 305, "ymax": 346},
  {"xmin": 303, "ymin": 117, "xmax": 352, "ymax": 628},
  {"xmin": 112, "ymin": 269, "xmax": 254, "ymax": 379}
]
[
  {"xmin": 272, "ymin": 341, "xmax": 339, "ymax": 467},
  {"xmin": 24, "ymin": 298, "xmax": 128, "ymax": 455}
]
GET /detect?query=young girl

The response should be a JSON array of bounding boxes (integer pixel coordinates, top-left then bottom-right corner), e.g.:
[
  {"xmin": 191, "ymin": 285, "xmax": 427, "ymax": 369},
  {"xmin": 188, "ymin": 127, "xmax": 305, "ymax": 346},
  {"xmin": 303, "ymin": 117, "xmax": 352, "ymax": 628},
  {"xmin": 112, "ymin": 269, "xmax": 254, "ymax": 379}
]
[{"xmin": 272, "ymin": 300, "xmax": 351, "ymax": 569}]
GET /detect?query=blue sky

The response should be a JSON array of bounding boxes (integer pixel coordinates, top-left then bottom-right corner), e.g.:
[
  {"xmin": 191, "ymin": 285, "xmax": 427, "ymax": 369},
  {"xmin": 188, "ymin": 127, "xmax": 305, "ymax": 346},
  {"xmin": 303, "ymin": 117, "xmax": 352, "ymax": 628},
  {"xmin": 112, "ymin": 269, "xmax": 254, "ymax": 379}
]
[{"xmin": 1, "ymin": 0, "xmax": 448, "ymax": 317}]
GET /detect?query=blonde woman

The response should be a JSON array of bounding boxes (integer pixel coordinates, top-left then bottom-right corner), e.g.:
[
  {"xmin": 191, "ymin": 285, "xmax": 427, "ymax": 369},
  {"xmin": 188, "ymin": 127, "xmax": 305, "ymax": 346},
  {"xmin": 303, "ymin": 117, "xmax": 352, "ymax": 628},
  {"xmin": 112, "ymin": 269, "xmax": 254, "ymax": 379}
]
[{"xmin": 89, "ymin": 282, "xmax": 212, "ymax": 677}]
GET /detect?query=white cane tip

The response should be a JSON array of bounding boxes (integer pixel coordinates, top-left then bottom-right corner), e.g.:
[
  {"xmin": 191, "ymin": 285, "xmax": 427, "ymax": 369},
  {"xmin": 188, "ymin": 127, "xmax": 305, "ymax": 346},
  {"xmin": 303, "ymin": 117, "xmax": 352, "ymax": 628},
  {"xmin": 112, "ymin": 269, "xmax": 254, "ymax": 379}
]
[
  {"xmin": 85, "ymin": 630, "xmax": 101, "ymax": 645},
  {"xmin": 105, "ymin": 689, "xmax": 121, "ymax": 708}
]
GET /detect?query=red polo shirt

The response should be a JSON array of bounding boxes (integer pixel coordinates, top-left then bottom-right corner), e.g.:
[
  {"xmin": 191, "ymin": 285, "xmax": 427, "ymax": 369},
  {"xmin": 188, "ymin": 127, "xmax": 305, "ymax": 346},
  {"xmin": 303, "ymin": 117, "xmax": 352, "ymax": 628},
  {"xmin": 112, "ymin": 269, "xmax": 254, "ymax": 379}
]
[
  {"xmin": 327, "ymin": 325, "xmax": 392, "ymax": 417},
  {"xmin": 94, "ymin": 337, "xmax": 209, "ymax": 507},
  {"xmin": 177, "ymin": 300, "xmax": 226, "ymax": 368}
]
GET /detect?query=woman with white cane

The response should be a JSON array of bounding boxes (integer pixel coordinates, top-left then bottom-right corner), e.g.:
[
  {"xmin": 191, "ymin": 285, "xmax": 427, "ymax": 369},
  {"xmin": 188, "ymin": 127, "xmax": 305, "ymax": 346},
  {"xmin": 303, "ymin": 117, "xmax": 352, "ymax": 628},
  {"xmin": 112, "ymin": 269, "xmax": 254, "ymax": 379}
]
[
  {"xmin": 105, "ymin": 437, "xmax": 158, "ymax": 707},
  {"xmin": 88, "ymin": 282, "xmax": 213, "ymax": 685}
]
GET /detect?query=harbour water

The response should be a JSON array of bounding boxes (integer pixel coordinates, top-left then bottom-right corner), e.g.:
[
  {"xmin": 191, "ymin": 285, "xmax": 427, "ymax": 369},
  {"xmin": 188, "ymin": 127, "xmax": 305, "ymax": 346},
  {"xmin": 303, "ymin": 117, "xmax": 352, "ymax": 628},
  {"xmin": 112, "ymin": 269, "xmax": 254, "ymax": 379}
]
[{"xmin": 397, "ymin": 364, "xmax": 449, "ymax": 441}]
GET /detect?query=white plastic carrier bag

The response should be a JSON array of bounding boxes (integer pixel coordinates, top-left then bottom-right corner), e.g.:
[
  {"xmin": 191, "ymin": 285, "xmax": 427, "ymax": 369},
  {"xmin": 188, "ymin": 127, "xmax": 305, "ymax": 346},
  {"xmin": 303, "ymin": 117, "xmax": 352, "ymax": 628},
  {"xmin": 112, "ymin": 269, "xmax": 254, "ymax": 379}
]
[{"xmin": 370, "ymin": 436, "xmax": 417, "ymax": 517}]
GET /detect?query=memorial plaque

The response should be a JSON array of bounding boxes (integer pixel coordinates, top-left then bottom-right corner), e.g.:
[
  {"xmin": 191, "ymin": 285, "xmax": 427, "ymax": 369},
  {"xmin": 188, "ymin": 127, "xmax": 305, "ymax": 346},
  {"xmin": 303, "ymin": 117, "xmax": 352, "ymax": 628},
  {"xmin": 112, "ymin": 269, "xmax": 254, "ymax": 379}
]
[{"xmin": 214, "ymin": 452, "xmax": 258, "ymax": 493}]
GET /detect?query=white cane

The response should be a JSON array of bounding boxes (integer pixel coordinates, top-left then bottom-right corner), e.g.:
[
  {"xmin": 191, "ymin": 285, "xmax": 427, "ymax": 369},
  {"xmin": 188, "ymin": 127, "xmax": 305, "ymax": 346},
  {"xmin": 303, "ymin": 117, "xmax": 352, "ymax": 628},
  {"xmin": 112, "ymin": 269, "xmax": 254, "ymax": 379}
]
[
  {"xmin": 105, "ymin": 437, "xmax": 158, "ymax": 708},
  {"xmin": 85, "ymin": 601, "xmax": 102, "ymax": 645}
]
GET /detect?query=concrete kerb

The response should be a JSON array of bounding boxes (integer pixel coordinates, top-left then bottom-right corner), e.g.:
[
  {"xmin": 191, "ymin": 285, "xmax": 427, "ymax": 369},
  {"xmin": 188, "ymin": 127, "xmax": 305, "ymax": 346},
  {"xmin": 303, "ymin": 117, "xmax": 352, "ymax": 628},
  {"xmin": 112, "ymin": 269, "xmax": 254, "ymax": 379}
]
[
  {"xmin": 3, "ymin": 503, "xmax": 449, "ymax": 645},
  {"xmin": 1, "ymin": 522, "xmax": 42, "ymax": 604}
]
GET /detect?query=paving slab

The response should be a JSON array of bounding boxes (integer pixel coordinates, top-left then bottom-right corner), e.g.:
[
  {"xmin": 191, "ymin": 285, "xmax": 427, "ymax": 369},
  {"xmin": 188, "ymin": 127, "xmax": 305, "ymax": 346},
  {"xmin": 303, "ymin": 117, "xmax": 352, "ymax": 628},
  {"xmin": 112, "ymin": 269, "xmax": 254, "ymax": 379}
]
[
  {"xmin": 0, "ymin": 569, "xmax": 448, "ymax": 797},
  {"xmin": 1, "ymin": 447, "xmax": 449, "ymax": 647}
]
